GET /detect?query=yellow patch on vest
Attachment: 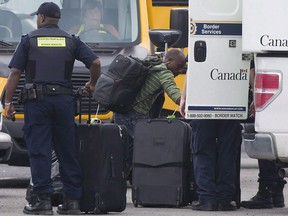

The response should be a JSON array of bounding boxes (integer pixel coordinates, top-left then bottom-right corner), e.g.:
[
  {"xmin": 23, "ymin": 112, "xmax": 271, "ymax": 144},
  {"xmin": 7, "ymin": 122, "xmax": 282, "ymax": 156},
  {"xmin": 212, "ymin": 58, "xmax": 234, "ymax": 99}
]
[{"xmin": 37, "ymin": 37, "xmax": 66, "ymax": 47}]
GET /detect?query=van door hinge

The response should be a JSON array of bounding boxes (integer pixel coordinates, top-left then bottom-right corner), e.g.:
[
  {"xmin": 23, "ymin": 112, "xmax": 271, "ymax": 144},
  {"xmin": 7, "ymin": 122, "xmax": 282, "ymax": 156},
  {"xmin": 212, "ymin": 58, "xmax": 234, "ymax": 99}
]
[{"xmin": 242, "ymin": 53, "xmax": 254, "ymax": 61}]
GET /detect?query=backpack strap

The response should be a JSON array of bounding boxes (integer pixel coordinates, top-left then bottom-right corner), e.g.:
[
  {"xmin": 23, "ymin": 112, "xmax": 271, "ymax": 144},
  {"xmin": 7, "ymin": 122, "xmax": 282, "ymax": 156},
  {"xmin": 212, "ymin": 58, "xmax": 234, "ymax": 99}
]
[
  {"xmin": 149, "ymin": 66, "xmax": 165, "ymax": 72},
  {"xmin": 143, "ymin": 55, "xmax": 163, "ymax": 67},
  {"xmin": 136, "ymin": 66, "xmax": 166, "ymax": 104},
  {"xmin": 130, "ymin": 55, "xmax": 163, "ymax": 69},
  {"xmin": 133, "ymin": 87, "xmax": 163, "ymax": 107}
]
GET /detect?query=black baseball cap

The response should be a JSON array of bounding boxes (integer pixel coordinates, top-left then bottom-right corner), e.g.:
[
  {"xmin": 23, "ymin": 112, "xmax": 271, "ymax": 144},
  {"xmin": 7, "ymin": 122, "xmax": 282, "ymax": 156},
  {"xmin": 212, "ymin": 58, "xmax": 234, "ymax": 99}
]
[{"xmin": 31, "ymin": 2, "xmax": 61, "ymax": 19}]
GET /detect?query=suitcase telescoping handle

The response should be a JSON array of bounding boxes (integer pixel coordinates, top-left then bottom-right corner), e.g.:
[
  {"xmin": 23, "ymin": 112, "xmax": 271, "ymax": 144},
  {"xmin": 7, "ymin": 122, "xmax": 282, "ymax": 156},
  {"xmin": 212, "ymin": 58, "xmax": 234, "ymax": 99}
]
[
  {"xmin": 75, "ymin": 87, "xmax": 92, "ymax": 124},
  {"xmin": 87, "ymin": 92, "xmax": 91, "ymax": 124}
]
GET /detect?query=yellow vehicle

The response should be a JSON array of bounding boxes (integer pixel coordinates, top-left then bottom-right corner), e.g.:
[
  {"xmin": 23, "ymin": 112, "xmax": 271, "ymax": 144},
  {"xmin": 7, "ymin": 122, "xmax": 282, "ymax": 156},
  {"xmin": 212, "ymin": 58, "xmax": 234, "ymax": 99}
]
[
  {"xmin": 146, "ymin": 0, "xmax": 188, "ymax": 114},
  {"xmin": 0, "ymin": 0, "xmax": 188, "ymax": 166}
]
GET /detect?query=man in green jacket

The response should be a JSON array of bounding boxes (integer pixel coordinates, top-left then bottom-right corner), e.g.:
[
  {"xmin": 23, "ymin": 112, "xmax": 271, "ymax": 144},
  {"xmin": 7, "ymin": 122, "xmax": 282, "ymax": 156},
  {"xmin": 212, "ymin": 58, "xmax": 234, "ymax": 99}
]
[{"xmin": 114, "ymin": 48, "xmax": 186, "ymax": 178}]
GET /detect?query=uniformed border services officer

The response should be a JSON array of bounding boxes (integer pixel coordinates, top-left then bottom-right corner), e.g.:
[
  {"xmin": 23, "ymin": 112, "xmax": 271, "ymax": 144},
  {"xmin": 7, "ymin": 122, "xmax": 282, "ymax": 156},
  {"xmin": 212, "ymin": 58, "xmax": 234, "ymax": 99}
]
[
  {"xmin": 4, "ymin": 2, "xmax": 101, "ymax": 215},
  {"xmin": 180, "ymin": 56, "xmax": 242, "ymax": 211}
]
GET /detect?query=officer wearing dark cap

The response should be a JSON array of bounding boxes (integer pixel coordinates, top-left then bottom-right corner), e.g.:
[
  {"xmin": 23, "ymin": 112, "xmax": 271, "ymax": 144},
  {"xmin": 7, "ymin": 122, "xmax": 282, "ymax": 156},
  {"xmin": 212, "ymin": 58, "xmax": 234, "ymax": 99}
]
[{"xmin": 4, "ymin": 2, "xmax": 101, "ymax": 215}]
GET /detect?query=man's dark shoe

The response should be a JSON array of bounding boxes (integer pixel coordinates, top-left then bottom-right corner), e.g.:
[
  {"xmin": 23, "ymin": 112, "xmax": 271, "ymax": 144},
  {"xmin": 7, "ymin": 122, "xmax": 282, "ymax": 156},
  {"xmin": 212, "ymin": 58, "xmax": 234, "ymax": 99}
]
[
  {"xmin": 23, "ymin": 193, "xmax": 53, "ymax": 215},
  {"xmin": 217, "ymin": 201, "xmax": 237, "ymax": 211},
  {"xmin": 191, "ymin": 201, "xmax": 217, "ymax": 211},
  {"xmin": 57, "ymin": 199, "xmax": 80, "ymax": 215},
  {"xmin": 241, "ymin": 191, "xmax": 273, "ymax": 209}
]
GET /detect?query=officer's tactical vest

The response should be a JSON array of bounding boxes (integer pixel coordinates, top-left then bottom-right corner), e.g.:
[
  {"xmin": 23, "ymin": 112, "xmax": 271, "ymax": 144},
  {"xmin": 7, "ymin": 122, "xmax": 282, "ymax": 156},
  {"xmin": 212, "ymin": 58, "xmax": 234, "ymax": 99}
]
[{"xmin": 25, "ymin": 27, "xmax": 76, "ymax": 83}]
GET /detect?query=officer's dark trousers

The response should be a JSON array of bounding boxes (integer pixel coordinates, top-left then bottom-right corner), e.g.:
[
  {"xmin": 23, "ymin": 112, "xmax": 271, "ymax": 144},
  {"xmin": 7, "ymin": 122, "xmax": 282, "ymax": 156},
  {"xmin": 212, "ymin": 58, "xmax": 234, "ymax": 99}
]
[
  {"xmin": 190, "ymin": 119, "xmax": 242, "ymax": 204},
  {"xmin": 23, "ymin": 95, "xmax": 82, "ymax": 199}
]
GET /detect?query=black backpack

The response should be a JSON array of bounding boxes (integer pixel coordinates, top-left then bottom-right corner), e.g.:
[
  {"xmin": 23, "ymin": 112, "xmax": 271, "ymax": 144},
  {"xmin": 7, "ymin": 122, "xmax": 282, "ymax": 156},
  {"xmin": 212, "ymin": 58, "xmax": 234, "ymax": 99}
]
[{"xmin": 93, "ymin": 54, "xmax": 163, "ymax": 113}]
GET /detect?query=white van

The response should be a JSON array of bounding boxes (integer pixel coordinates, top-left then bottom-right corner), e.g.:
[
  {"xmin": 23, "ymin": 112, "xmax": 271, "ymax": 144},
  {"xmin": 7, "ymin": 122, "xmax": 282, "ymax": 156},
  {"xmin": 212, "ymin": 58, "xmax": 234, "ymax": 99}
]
[{"xmin": 242, "ymin": 0, "xmax": 288, "ymax": 171}]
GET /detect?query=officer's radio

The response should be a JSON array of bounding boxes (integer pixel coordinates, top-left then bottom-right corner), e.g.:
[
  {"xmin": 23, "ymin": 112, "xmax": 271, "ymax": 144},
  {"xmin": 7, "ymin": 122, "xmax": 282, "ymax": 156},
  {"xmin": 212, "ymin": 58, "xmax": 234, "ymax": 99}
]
[
  {"xmin": 18, "ymin": 83, "xmax": 39, "ymax": 104},
  {"xmin": 25, "ymin": 84, "xmax": 37, "ymax": 100}
]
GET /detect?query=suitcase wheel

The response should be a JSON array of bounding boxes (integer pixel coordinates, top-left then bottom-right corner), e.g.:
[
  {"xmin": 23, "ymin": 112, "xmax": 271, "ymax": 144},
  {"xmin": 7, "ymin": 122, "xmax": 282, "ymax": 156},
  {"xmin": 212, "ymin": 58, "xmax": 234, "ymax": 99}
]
[{"xmin": 94, "ymin": 208, "xmax": 107, "ymax": 214}]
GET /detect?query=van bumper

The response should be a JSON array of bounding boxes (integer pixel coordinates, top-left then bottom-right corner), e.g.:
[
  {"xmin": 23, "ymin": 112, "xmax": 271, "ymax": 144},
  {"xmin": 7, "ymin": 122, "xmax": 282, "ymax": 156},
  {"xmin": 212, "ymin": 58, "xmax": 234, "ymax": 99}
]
[{"xmin": 244, "ymin": 133, "xmax": 277, "ymax": 160}]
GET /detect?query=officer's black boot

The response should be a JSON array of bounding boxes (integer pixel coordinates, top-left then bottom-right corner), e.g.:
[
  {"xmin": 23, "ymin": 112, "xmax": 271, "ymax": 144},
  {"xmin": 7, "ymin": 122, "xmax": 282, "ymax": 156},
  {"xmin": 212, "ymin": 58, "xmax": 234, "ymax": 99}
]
[
  {"xmin": 23, "ymin": 193, "xmax": 53, "ymax": 215},
  {"xmin": 57, "ymin": 198, "xmax": 81, "ymax": 215},
  {"xmin": 25, "ymin": 183, "xmax": 36, "ymax": 205},
  {"xmin": 272, "ymin": 180, "xmax": 286, "ymax": 208},
  {"xmin": 241, "ymin": 183, "xmax": 273, "ymax": 209}
]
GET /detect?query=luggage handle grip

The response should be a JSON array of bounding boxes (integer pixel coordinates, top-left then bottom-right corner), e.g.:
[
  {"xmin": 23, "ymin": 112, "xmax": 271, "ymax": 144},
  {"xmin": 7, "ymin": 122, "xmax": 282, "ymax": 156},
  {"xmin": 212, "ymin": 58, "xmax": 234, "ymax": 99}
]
[
  {"xmin": 110, "ymin": 154, "xmax": 115, "ymax": 178},
  {"xmin": 76, "ymin": 87, "xmax": 92, "ymax": 124}
]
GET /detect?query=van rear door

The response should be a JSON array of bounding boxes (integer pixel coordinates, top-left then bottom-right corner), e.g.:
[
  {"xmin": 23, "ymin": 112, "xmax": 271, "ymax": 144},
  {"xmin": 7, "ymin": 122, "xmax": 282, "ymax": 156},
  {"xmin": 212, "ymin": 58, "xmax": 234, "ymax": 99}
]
[{"xmin": 185, "ymin": 0, "xmax": 250, "ymax": 120}]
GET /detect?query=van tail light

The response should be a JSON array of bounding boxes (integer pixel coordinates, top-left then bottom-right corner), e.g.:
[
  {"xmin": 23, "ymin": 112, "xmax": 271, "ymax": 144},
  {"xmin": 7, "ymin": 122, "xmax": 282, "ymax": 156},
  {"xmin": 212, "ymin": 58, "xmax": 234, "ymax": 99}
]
[{"xmin": 254, "ymin": 72, "xmax": 281, "ymax": 111}]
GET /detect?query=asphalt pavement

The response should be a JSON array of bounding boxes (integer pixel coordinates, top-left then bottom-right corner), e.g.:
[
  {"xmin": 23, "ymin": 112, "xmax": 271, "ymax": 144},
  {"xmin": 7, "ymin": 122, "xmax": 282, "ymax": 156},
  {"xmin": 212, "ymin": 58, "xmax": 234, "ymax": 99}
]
[{"xmin": 1, "ymin": 147, "xmax": 286, "ymax": 216}]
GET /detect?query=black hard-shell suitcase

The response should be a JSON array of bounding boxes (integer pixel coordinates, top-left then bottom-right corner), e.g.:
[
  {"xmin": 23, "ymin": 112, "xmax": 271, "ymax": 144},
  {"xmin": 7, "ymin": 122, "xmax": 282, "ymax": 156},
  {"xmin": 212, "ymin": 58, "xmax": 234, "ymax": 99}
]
[
  {"xmin": 132, "ymin": 118, "xmax": 194, "ymax": 207},
  {"xmin": 76, "ymin": 91, "xmax": 127, "ymax": 214}
]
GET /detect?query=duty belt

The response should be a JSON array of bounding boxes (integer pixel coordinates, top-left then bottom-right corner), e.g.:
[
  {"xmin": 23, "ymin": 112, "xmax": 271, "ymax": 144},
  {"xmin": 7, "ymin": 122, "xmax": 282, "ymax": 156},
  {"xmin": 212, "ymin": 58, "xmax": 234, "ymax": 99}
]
[
  {"xmin": 42, "ymin": 84, "xmax": 73, "ymax": 96},
  {"xmin": 18, "ymin": 84, "xmax": 73, "ymax": 105}
]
